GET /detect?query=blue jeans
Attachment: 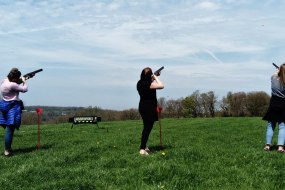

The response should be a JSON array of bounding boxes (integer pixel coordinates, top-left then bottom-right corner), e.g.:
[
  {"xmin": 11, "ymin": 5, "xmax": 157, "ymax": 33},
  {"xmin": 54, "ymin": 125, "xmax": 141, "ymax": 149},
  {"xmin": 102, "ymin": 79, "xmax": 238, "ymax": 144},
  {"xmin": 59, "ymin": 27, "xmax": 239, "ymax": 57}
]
[
  {"xmin": 266, "ymin": 122, "xmax": 285, "ymax": 146},
  {"xmin": 5, "ymin": 125, "xmax": 15, "ymax": 151}
]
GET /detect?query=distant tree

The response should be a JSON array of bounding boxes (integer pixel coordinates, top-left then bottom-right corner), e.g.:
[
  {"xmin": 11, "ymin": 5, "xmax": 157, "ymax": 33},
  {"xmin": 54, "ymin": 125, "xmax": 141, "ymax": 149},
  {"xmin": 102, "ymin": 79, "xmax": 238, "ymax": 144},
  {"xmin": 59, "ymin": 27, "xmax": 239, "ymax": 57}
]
[
  {"xmin": 185, "ymin": 91, "xmax": 217, "ymax": 117},
  {"xmin": 165, "ymin": 98, "xmax": 183, "ymax": 118},
  {"xmin": 246, "ymin": 91, "xmax": 270, "ymax": 116},
  {"xmin": 120, "ymin": 108, "xmax": 140, "ymax": 120},
  {"xmin": 225, "ymin": 91, "xmax": 247, "ymax": 116},
  {"xmin": 22, "ymin": 112, "xmax": 38, "ymax": 125},
  {"xmin": 182, "ymin": 96, "xmax": 196, "ymax": 117},
  {"xmin": 220, "ymin": 96, "xmax": 230, "ymax": 116},
  {"xmin": 165, "ymin": 99, "xmax": 174, "ymax": 117},
  {"xmin": 158, "ymin": 97, "xmax": 166, "ymax": 109},
  {"xmin": 52, "ymin": 115, "xmax": 70, "ymax": 124},
  {"xmin": 191, "ymin": 90, "xmax": 203, "ymax": 117},
  {"xmin": 205, "ymin": 91, "xmax": 217, "ymax": 117},
  {"xmin": 221, "ymin": 91, "xmax": 269, "ymax": 117},
  {"xmin": 175, "ymin": 98, "xmax": 184, "ymax": 117}
]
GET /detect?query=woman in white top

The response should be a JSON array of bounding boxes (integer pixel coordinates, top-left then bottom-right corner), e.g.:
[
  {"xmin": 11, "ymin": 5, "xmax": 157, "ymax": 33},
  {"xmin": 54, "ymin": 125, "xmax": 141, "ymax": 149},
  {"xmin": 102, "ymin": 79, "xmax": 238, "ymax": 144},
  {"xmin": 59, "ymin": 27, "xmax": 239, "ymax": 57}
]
[{"xmin": 0, "ymin": 68, "xmax": 28, "ymax": 156}]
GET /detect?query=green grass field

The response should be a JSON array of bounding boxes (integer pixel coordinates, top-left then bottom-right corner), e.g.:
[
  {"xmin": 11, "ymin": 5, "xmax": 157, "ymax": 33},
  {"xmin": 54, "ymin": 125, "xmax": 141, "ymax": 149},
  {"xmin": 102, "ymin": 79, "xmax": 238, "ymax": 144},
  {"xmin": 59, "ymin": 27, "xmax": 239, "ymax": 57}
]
[{"xmin": 0, "ymin": 117, "xmax": 284, "ymax": 190}]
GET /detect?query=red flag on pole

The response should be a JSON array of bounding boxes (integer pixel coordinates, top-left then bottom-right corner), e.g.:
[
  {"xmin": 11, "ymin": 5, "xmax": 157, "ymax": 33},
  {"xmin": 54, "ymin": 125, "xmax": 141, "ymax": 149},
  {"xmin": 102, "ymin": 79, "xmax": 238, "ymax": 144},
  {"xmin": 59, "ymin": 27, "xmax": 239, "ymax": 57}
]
[
  {"xmin": 157, "ymin": 106, "xmax": 163, "ymax": 147},
  {"xmin": 36, "ymin": 108, "xmax": 43, "ymax": 150}
]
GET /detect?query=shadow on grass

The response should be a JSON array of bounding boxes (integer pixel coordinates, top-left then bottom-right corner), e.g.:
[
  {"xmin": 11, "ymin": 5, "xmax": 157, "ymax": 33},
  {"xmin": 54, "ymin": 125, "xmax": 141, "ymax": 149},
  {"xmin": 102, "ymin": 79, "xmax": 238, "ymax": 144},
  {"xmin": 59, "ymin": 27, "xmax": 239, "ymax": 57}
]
[
  {"xmin": 271, "ymin": 145, "xmax": 278, "ymax": 151},
  {"xmin": 13, "ymin": 144, "xmax": 53, "ymax": 154},
  {"xmin": 149, "ymin": 145, "xmax": 172, "ymax": 151}
]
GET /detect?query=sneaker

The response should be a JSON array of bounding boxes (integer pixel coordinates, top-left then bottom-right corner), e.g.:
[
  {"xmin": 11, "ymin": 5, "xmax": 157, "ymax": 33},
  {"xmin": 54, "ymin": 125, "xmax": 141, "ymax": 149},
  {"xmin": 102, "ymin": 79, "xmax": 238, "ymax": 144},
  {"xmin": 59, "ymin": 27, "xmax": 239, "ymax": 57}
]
[
  {"xmin": 139, "ymin": 149, "xmax": 149, "ymax": 156},
  {"xmin": 277, "ymin": 145, "xmax": 285, "ymax": 153},
  {"xmin": 263, "ymin": 144, "xmax": 271, "ymax": 151},
  {"xmin": 4, "ymin": 150, "xmax": 12, "ymax": 157},
  {"xmin": 145, "ymin": 147, "xmax": 150, "ymax": 152}
]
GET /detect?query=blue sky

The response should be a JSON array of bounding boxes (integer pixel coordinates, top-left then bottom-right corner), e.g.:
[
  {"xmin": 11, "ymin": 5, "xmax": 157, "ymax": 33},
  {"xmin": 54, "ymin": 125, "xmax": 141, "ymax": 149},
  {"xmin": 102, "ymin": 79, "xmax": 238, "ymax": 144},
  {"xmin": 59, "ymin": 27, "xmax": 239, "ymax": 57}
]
[{"xmin": 0, "ymin": 0, "xmax": 284, "ymax": 110}]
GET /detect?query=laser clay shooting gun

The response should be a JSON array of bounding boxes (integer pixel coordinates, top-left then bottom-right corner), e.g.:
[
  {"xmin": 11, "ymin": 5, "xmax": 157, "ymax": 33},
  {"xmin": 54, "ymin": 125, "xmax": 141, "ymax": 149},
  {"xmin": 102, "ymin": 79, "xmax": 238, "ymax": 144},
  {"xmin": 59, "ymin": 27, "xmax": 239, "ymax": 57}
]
[
  {"xmin": 154, "ymin": 66, "xmax": 164, "ymax": 76},
  {"xmin": 23, "ymin": 69, "xmax": 43, "ymax": 80},
  {"xmin": 272, "ymin": 63, "xmax": 279, "ymax": 69},
  {"xmin": 16, "ymin": 69, "xmax": 43, "ymax": 84}
]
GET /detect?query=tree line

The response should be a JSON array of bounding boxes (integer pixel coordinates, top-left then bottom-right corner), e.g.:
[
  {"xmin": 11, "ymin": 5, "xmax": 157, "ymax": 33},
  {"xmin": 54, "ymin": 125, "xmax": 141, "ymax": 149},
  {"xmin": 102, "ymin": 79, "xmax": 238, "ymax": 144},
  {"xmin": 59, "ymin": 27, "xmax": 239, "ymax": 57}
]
[
  {"xmin": 158, "ymin": 90, "xmax": 270, "ymax": 118},
  {"xmin": 21, "ymin": 90, "xmax": 270, "ymax": 125}
]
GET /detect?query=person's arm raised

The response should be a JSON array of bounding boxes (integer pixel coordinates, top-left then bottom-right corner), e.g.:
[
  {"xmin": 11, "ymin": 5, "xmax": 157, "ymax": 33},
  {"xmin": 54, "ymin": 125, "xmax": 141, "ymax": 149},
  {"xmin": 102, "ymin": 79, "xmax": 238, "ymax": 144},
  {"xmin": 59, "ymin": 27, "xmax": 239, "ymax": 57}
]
[{"xmin": 150, "ymin": 75, "xmax": 164, "ymax": 89}]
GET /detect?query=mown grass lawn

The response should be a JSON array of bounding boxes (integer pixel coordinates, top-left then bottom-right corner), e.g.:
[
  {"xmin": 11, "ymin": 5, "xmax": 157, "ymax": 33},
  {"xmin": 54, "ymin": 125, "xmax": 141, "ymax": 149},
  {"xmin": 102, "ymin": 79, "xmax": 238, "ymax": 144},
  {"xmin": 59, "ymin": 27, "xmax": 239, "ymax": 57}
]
[{"xmin": 0, "ymin": 117, "xmax": 284, "ymax": 189}]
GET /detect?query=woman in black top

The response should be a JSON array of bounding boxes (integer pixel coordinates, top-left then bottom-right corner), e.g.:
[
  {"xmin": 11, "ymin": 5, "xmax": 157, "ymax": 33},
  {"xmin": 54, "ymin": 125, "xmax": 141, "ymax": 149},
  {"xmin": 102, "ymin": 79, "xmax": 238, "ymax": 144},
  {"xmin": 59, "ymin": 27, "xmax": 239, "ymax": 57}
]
[{"xmin": 137, "ymin": 67, "xmax": 164, "ymax": 155}]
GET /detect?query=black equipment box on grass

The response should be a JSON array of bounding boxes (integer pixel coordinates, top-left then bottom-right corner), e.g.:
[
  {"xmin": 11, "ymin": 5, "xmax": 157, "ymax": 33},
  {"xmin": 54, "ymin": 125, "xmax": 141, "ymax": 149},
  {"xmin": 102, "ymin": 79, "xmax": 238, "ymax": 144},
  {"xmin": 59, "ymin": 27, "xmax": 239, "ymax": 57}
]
[{"xmin": 69, "ymin": 116, "xmax": 101, "ymax": 128}]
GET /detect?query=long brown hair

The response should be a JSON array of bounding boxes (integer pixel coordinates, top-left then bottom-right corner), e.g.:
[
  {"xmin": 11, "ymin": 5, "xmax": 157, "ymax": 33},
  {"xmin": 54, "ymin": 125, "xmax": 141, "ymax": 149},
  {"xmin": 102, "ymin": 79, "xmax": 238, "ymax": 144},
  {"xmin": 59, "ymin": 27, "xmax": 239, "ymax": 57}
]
[
  {"xmin": 140, "ymin": 67, "xmax": 153, "ymax": 81},
  {"xmin": 278, "ymin": 64, "xmax": 285, "ymax": 86}
]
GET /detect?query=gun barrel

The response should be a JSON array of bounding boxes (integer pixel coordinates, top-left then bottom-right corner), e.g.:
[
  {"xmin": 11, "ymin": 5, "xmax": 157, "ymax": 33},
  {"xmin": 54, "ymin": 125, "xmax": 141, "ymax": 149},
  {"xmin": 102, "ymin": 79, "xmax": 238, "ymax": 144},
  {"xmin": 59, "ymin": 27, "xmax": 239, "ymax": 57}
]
[
  {"xmin": 154, "ymin": 66, "xmax": 164, "ymax": 76},
  {"xmin": 273, "ymin": 63, "xmax": 279, "ymax": 69},
  {"xmin": 23, "ymin": 68, "xmax": 43, "ymax": 78}
]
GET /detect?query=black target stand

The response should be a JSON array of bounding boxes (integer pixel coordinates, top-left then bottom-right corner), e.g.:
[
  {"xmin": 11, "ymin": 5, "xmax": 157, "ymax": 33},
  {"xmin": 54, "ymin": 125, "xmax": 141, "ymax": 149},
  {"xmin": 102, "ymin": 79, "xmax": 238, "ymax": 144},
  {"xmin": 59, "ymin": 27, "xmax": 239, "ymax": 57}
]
[{"xmin": 69, "ymin": 116, "xmax": 102, "ymax": 129}]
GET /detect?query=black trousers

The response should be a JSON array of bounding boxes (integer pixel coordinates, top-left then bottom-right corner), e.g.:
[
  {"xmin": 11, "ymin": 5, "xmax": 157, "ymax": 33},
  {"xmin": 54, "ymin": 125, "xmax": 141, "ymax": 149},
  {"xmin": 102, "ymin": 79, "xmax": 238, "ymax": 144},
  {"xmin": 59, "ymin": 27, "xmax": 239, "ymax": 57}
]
[{"xmin": 140, "ymin": 120, "xmax": 155, "ymax": 149}]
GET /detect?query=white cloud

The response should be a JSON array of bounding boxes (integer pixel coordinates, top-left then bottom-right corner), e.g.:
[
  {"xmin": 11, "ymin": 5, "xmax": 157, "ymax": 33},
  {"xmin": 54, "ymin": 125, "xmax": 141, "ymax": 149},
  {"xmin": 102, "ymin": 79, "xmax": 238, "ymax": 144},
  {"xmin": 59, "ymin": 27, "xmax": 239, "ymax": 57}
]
[
  {"xmin": 107, "ymin": 1, "xmax": 121, "ymax": 11},
  {"xmin": 194, "ymin": 1, "xmax": 220, "ymax": 10}
]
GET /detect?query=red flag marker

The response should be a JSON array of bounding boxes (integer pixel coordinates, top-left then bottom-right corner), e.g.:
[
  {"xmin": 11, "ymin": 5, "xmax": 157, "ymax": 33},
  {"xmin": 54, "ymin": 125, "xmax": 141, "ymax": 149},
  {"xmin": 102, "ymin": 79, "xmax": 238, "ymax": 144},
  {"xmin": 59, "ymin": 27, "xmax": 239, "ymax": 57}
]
[
  {"xmin": 157, "ymin": 106, "xmax": 163, "ymax": 148},
  {"xmin": 36, "ymin": 108, "xmax": 43, "ymax": 150}
]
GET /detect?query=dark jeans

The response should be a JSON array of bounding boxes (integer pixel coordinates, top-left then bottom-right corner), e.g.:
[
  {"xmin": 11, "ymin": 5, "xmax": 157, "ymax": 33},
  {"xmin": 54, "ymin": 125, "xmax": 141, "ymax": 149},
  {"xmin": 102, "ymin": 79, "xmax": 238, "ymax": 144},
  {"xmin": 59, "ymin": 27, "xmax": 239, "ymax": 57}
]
[
  {"xmin": 140, "ymin": 120, "xmax": 154, "ymax": 149},
  {"xmin": 5, "ymin": 125, "xmax": 15, "ymax": 151}
]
